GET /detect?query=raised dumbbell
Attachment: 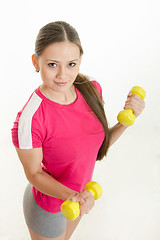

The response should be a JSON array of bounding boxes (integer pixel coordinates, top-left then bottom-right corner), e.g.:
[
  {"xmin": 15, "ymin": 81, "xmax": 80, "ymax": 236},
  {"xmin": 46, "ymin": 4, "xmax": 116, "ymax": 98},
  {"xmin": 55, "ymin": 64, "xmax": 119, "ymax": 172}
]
[
  {"xmin": 61, "ymin": 181, "xmax": 103, "ymax": 221},
  {"xmin": 117, "ymin": 86, "xmax": 146, "ymax": 126}
]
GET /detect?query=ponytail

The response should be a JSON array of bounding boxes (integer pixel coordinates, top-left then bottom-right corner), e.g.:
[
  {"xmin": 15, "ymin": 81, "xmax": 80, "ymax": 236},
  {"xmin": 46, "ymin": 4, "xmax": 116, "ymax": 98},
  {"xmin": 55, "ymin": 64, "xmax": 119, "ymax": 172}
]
[{"xmin": 74, "ymin": 74, "xmax": 110, "ymax": 160}]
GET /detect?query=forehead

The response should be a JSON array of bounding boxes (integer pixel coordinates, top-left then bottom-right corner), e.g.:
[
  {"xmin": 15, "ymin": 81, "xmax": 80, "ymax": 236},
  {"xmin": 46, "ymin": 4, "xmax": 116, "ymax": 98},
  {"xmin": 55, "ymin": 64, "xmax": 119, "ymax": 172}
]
[{"xmin": 41, "ymin": 41, "xmax": 80, "ymax": 61}]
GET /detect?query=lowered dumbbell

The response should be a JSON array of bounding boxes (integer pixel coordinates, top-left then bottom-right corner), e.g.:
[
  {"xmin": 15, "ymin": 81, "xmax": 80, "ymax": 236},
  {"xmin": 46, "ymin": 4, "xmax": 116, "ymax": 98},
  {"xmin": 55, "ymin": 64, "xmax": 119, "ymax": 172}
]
[{"xmin": 61, "ymin": 181, "xmax": 102, "ymax": 221}]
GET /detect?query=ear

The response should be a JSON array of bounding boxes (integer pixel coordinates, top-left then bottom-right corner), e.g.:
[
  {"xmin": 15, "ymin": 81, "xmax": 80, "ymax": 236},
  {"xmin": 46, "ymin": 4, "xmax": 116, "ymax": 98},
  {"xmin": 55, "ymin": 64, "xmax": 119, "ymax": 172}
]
[{"xmin": 32, "ymin": 54, "xmax": 40, "ymax": 72}]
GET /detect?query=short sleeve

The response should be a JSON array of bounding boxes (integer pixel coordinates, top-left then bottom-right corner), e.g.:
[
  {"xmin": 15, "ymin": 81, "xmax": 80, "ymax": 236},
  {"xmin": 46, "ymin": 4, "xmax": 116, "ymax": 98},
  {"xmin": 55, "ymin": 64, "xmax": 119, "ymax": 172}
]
[
  {"xmin": 90, "ymin": 79, "xmax": 105, "ymax": 104},
  {"xmin": 11, "ymin": 92, "xmax": 43, "ymax": 149}
]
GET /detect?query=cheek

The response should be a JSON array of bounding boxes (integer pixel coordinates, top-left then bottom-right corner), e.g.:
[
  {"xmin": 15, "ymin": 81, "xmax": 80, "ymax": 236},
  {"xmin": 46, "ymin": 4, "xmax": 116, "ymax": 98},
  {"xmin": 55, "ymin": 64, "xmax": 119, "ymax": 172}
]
[
  {"xmin": 70, "ymin": 66, "xmax": 80, "ymax": 78},
  {"xmin": 40, "ymin": 68, "xmax": 55, "ymax": 80},
  {"xmin": 69, "ymin": 72, "xmax": 79, "ymax": 82}
]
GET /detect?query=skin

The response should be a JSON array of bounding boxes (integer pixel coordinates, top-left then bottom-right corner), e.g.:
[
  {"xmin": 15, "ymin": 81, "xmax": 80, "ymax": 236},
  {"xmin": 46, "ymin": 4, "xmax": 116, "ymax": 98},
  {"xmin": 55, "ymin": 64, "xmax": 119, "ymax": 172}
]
[
  {"xmin": 32, "ymin": 41, "xmax": 82, "ymax": 104},
  {"xmin": 32, "ymin": 40, "xmax": 95, "ymax": 216},
  {"xmin": 16, "ymin": 40, "xmax": 145, "ymax": 239}
]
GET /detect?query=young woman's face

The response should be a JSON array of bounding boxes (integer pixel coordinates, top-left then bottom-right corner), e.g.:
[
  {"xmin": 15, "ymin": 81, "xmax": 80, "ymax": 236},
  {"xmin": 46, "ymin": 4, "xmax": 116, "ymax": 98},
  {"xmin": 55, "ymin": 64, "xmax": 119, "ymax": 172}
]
[{"xmin": 32, "ymin": 41, "xmax": 82, "ymax": 93}]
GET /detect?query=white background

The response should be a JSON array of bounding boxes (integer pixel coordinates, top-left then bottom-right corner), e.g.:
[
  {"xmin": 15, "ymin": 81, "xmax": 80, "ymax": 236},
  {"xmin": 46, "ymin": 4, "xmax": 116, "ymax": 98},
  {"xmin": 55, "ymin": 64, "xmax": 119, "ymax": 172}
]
[{"xmin": 0, "ymin": 0, "xmax": 160, "ymax": 239}]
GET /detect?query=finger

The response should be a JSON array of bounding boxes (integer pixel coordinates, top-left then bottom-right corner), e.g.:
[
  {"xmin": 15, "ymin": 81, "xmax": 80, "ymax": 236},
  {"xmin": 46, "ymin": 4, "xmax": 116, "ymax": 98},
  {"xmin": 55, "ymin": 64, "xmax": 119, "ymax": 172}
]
[
  {"xmin": 124, "ymin": 100, "xmax": 144, "ymax": 111},
  {"xmin": 71, "ymin": 195, "xmax": 86, "ymax": 205},
  {"xmin": 127, "ymin": 92, "xmax": 132, "ymax": 97},
  {"xmin": 79, "ymin": 198, "xmax": 86, "ymax": 205},
  {"xmin": 125, "ymin": 94, "xmax": 142, "ymax": 105},
  {"xmin": 124, "ymin": 102, "xmax": 145, "ymax": 117},
  {"xmin": 124, "ymin": 97, "xmax": 144, "ymax": 109},
  {"xmin": 71, "ymin": 196, "xmax": 83, "ymax": 203},
  {"xmin": 80, "ymin": 190, "xmax": 94, "ymax": 199},
  {"xmin": 71, "ymin": 194, "xmax": 81, "ymax": 202}
]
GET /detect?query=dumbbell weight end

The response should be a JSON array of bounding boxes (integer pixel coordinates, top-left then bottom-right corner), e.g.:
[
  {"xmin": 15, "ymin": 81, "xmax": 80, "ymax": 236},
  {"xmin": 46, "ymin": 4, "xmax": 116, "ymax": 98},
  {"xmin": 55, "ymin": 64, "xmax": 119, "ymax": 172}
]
[
  {"xmin": 61, "ymin": 181, "xmax": 102, "ymax": 221},
  {"xmin": 117, "ymin": 86, "xmax": 146, "ymax": 126}
]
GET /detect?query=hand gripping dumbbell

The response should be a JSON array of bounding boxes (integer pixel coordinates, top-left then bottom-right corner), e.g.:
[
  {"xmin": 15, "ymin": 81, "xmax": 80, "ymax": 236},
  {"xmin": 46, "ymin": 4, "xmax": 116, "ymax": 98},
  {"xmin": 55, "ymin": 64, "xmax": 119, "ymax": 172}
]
[
  {"xmin": 117, "ymin": 86, "xmax": 146, "ymax": 126},
  {"xmin": 61, "ymin": 181, "xmax": 103, "ymax": 221}
]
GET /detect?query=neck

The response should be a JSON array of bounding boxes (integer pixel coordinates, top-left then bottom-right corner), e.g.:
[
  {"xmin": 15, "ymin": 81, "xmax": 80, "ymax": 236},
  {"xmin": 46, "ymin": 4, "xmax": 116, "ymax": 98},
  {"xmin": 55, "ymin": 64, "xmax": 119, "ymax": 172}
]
[{"xmin": 40, "ymin": 84, "xmax": 77, "ymax": 105}]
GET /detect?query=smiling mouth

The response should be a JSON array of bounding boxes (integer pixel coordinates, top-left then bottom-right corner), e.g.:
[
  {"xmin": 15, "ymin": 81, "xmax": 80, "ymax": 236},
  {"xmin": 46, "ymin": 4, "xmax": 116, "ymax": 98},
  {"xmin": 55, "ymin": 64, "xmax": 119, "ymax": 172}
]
[{"xmin": 55, "ymin": 82, "xmax": 67, "ymax": 86}]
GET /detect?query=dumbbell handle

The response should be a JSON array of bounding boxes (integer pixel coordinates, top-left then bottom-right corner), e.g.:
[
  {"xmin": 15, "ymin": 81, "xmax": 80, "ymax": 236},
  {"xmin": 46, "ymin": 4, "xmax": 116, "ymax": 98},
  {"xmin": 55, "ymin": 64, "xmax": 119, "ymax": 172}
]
[
  {"xmin": 61, "ymin": 181, "xmax": 102, "ymax": 221},
  {"xmin": 117, "ymin": 86, "xmax": 146, "ymax": 126}
]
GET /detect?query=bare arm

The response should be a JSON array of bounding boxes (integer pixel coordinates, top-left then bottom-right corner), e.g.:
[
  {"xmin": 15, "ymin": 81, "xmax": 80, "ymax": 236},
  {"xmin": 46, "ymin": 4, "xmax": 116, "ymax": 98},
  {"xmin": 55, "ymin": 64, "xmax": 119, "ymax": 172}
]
[
  {"xmin": 109, "ymin": 91, "xmax": 145, "ymax": 147},
  {"xmin": 16, "ymin": 147, "xmax": 96, "ymax": 216},
  {"xmin": 15, "ymin": 147, "xmax": 77, "ymax": 201},
  {"xmin": 109, "ymin": 123, "xmax": 128, "ymax": 146}
]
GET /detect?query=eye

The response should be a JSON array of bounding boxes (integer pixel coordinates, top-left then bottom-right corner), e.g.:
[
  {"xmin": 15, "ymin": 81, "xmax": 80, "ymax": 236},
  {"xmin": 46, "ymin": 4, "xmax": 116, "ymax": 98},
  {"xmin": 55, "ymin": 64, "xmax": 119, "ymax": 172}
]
[
  {"xmin": 69, "ymin": 62, "xmax": 76, "ymax": 67},
  {"xmin": 48, "ymin": 63, "xmax": 57, "ymax": 68}
]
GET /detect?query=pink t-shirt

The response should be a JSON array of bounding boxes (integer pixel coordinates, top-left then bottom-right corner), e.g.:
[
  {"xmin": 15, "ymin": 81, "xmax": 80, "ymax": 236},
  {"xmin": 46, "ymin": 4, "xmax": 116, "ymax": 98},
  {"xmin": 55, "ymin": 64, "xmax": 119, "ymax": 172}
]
[{"xmin": 11, "ymin": 80, "xmax": 105, "ymax": 213}]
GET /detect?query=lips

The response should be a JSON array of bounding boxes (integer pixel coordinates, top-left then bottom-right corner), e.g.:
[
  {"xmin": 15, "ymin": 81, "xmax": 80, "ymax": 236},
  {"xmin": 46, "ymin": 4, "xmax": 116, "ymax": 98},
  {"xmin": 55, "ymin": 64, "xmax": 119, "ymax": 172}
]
[{"xmin": 55, "ymin": 82, "xmax": 67, "ymax": 86}]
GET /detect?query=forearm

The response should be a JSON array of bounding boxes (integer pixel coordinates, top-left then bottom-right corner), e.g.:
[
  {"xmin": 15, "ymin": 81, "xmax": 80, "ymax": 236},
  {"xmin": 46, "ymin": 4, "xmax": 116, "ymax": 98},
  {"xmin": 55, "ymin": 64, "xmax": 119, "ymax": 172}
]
[
  {"xmin": 28, "ymin": 170, "xmax": 76, "ymax": 201},
  {"xmin": 109, "ymin": 122, "xmax": 128, "ymax": 146}
]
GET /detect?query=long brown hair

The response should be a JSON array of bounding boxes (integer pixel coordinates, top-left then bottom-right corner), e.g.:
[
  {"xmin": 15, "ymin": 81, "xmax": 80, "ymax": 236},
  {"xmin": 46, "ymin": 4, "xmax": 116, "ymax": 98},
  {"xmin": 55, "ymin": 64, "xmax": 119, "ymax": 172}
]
[{"xmin": 35, "ymin": 21, "xmax": 110, "ymax": 160}]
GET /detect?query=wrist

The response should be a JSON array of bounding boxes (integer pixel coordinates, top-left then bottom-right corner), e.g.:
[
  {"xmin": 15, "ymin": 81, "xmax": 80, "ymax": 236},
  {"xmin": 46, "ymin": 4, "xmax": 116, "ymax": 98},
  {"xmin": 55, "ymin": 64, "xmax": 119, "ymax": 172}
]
[
  {"xmin": 63, "ymin": 190, "xmax": 78, "ymax": 201},
  {"xmin": 117, "ymin": 122, "xmax": 129, "ymax": 129}
]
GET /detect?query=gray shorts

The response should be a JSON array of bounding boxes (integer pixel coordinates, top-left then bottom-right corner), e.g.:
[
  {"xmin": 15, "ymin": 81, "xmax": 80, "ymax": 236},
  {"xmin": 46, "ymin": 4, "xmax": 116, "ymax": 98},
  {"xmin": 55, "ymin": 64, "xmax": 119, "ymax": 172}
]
[{"xmin": 23, "ymin": 183, "xmax": 66, "ymax": 239}]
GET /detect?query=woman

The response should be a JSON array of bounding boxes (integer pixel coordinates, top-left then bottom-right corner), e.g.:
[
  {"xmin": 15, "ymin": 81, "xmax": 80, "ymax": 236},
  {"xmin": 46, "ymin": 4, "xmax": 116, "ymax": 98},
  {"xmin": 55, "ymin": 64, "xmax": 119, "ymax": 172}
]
[{"xmin": 11, "ymin": 21, "xmax": 145, "ymax": 240}]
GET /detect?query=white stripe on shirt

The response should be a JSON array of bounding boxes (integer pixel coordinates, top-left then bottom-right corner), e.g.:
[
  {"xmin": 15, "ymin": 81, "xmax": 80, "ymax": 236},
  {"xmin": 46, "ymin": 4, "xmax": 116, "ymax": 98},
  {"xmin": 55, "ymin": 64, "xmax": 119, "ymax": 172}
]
[{"xmin": 18, "ymin": 92, "xmax": 42, "ymax": 149}]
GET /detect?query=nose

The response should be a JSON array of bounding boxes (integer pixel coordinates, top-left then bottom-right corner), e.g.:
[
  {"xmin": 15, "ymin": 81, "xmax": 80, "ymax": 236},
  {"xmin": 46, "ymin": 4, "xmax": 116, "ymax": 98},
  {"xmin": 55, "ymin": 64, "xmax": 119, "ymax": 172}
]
[{"xmin": 56, "ymin": 66, "xmax": 66, "ymax": 80}]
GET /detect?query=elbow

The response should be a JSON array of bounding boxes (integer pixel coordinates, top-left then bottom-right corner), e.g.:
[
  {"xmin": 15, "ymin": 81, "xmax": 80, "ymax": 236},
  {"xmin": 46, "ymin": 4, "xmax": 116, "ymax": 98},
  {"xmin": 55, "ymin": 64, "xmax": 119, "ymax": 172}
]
[{"xmin": 24, "ymin": 167, "xmax": 44, "ymax": 185}]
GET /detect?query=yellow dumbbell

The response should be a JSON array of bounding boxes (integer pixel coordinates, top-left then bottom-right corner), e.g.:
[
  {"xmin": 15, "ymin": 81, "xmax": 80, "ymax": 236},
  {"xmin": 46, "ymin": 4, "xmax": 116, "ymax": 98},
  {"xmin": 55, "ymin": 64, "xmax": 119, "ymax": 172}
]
[
  {"xmin": 117, "ymin": 86, "xmax": 146, "ymax": 126},
  {"xmin": 61, "ymin": 181, "xmax": 103, "ymax": 221}
]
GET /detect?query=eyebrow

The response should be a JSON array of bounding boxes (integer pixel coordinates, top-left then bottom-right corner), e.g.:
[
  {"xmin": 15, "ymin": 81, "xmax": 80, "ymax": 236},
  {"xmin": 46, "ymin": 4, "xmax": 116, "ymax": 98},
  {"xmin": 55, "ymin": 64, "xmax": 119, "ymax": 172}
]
[{"xmin": 46, "ymin": 59, "xmax": 79, "ymax": 63}]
